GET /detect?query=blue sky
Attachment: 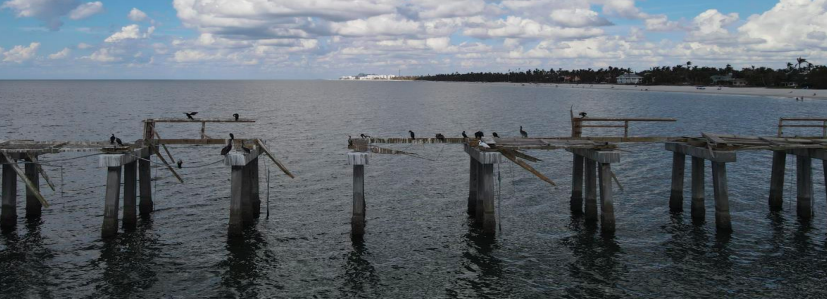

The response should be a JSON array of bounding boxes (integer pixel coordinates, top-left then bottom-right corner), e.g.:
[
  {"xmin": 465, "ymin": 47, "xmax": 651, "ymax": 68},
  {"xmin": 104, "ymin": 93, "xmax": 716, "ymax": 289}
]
[{"xmin": 0, "ymin": 0, "xmax": 823, "ymax": 79}]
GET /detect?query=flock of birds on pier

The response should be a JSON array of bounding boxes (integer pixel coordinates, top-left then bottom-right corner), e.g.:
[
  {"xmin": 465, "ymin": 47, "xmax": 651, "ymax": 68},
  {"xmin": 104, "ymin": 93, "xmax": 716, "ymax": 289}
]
[{"xmin": 348, "ymin": 125, "xmax": 535, "ymax": 148}]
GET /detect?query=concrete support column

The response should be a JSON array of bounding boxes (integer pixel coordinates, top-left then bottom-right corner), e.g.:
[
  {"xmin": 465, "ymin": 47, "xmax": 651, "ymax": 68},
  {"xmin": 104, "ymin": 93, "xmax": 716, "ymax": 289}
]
[
  {"xmin": 711, "ymin": 162, "xmax": 732, "ymax": 232},
  {"xmin": 138, "ymin": 152, "xmax": 153, "ymax": 215},
  {"xmin": 241, "ymin": 163, "xmax": 254, "ymax": 225},
  {"xmin": 122, "ymin": 161, "xmax": 137, "ymax": 229},
  {"xmin": 1, "ymin": 163, "xmax": 17, "ymax": 229},
  {"xmin": 102, "ymin": 166, "xmax": 122, "ymax": 238},
  {"xmin": 598, "ymin": 162, "xmax": 615, "ymax": 234},
  {"xmin": 768, "ymin": 151, "xmax": 786, "ymax": 211},
  {"xmin": 691, "ymin": 157, "xmax": 705, "ymax": 221},
  {"xmin": 251, "ymin": 157, "xmax": 260, "ymax": 218},
  {"xmin": 478, "ymin": 163, "xmax": 496, "ymax": 234},
  {"xmin": 584, "ymin": 159, "xmax": 598, "ymax": 222},
  {"xmin": 349, "ymin": 152, "xmax": 368, "ymax": 237},
  {"xmin": 467, "ymin": 158, "xmax": 478, "ymax": 216},
  {"xmin": 571, "ymin": 154, "xmax": 584, "ymax": 214},
  {"xmin": 796, "ymin": 155, "xmax": 813, "ymax": 219},
  {"xmin": 669, "ymin": 153, "xmax": 686, "ymax": 212},
  {"xmin": 25, "ymin": 159, "xmax": 42, "ymax": 218},
  {"xmin": 228, "ymin": 166, "xmax": 244, "ymax": 238}
]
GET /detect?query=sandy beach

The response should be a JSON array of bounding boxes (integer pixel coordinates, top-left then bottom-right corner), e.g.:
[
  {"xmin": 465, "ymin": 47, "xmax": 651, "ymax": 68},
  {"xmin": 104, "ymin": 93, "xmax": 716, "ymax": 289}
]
[{"xmin": 542, "ymin": 83, "xmax": 827, "ymax": 100}]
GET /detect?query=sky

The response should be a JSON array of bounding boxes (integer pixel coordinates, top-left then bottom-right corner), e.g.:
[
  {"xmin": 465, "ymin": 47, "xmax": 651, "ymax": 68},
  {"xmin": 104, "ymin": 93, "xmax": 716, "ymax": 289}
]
[{"xmin": 0, "ymin": 0, "xmax": 824, "ymax": 79}]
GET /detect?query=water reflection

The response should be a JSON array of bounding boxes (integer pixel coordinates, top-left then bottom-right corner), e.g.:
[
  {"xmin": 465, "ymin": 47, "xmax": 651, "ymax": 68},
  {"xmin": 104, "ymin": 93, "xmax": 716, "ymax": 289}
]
[
  {"xmin": 561, "ymin": 214, "xmax": 624, "ymax": 298},
  {"xmin": 219, "ymin": 227, "xmax": 273, "ymax": 297},
  {"xmin": 95, "ymin": 218, "xmax": 160, "ymax": 297},
  {"xmin": 338, "ymin": 236, "xmax": 379, "ymax": 297},
  {"xmin": 446, "ymin": 223, "xmax": 505, "ymax": 298},
  {"xmin": 0, "ymin": 219, "xmax": 54, "ymax": 298}
]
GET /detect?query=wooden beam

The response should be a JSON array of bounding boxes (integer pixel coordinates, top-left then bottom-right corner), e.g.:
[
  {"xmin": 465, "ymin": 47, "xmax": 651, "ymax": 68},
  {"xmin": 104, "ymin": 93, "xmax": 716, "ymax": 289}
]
[
  {"xmin": 255, "ymin": 139, "xmax": 295, "ymax": 179},
  {"xmin": 500, "ymin": 150, "xmax": 557, "ymax": 186},
  {"xmin": 144, "ymin": 118, "xmax": 255, "ymax": 123},
  {"xmin": 153, "ymin": 130, "xmax": 177, "ymax": 163},
  {"xmin": 148, "ymin": 145, "xmax": 184, "ymax": 184},
  {"xmin": 578, "ymin": 118, "xmax": 676, "ymax": 122},
  {"xmin": 665, "ymin": 142, "xmax": 736, "ymax": 163},
  {"xmin": 0, "ymin": 152, "xmax": 49, "ymax": 208},
  {"xmin": 27, "ymin": 154, "xmax": 55, "ymax": 191},
  {"xmin": 566, "ymin": 148, "xmax": 621, "ymax": 163},
  {"xmin": 512, "ymin": 150, "xmax": 542, "ymax": 162}
]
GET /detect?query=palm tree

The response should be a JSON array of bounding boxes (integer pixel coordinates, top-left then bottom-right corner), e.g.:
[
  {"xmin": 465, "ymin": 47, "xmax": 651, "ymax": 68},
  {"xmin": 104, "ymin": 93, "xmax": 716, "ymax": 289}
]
[
  {"xmin": 796, "ymin": 57, "xmax": 808, "ymax": 70},
  {"xmin": 787, "ymin": 62, "xmax": 794, "ymax": 71},
  {"xmin": 685, "ymin": 61, "xmax": 692, "ymax": 83}
]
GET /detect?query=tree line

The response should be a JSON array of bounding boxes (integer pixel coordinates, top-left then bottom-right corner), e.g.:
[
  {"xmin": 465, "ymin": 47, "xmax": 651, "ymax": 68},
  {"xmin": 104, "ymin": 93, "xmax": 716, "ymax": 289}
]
[{"xmin": 417, "ymin": 58, "xmax": 827, "ymax": 89}]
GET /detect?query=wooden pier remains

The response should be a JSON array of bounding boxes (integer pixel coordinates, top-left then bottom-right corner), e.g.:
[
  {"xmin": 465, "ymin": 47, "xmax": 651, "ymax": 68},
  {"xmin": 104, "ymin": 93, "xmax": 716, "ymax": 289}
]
[{"xmin": 0, "ymin": 117, "xmax": 293, "ymax": 239}]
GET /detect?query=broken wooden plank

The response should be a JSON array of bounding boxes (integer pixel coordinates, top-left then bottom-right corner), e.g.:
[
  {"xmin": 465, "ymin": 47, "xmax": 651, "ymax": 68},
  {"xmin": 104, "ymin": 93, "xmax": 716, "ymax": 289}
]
[
  {"xmin": 255, "ymin": 139, "xmax": 295, "ymax": 179},
  {"xmin": 500, "ymin": 149, "xmax": 557, "ymax": 186},
  {"xmin": 153, "ymin": 130, "xmax": 177, "ymax": 163},
  {"xmin": 512, "ymin": 150, "xmax": 542, "ymax": 162},
  {"xmin": 1, "ymin": 152, "xmax": 50, "ymax": 208},
  {"xmin": 702, "ymin": 132, "xmax": 727, "ymax": 146},
  {"xmin": 27, "ymin": 154, "xmax": 55, "ymax": 192}
]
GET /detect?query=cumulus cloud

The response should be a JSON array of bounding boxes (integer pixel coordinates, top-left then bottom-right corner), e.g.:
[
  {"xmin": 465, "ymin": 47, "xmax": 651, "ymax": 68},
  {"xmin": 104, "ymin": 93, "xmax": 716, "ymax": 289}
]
[
  {"xmin": 2, "ymin": 42, "xmax": 40, "ymax": 63},
  {"xmin": 172, "ymin": 49, "xmax": 218, "ymax": 63},
  {"xmin": 1, "ymin": 0, "xmax": 103, "ymax": 30},
  {"xmin": 550, "ymin": 9, "xmax": 613, "ymax": 27},
  {"xmin": 128, "ymin": 8, "xmax": 148, "ymax": 22},
  {"xmin": 68, "ymin": 1, "xmax": 103, "ymax": 20},
  {"xmin": 104, "ymin": 24, "xmax": 154, "ymax": 43},
  {"xmin": 87, "ymin": 48, "xmax": 119, "ymax": 62},
  {"xmin": 738, "ymin": 0, "xmax": 827, "ymax": 51},
  {"xmin": 77, "ymin": 42, "xmax": 93, "ymax": 49},
  {"xmin": 48, "ymin": 47, "xmax": 71, "ymax": 59}
]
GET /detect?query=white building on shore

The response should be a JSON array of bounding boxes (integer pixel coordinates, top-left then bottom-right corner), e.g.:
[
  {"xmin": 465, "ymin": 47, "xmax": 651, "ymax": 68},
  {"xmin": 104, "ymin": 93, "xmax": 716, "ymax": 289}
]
[
  {"xmin": 617, "ymin": 73, "xmax": 643, "ymax": 84},
  {"xmin": 340, "ymin": 73, "xmax": 398, "ymax": 80}
]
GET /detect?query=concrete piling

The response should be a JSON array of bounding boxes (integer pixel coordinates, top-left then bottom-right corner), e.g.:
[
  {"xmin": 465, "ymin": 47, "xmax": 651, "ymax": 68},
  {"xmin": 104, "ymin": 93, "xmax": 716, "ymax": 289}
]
[
  {"xmin": 669, "ymin": 153, "xmax": 685, "ymax": 212},
  {"xmin": 584, "ymin": 159, "xmax": 598, "ymax": 222},
  {"xmin": 468, "ymin": 158, "xmax": 478, "ymax": 216},
  {"xmin": 123, "ymin": 161, "xmax": 137, "ymax": 229},
  {"xmin": 768, "ymin": 151, "xmax": 786, "ymax": 211},
  {"xmin": 102, "ymin": 166, "xmax": 122, "ymax": 238},
  {"xmin": 25, "ymin": 159, "xmax": 42, "ymax": 218},
  {"xmin": 229, "ymin": 165, "xmax": 244, "ymax": 238},
  {"xmin": 251, "ymin": 157, "xmax": 260, "ymax": 218},
  {"xmin": 691, "ymin": 157, "xmax": 705, "ymax": 220},
  {"xmin": 138, "ymin": 152, "xmax": 153, "ymax": 215},
  {"xmin": 711, "ymin": 162, "xmax": 732, "ymax": 232},
  {"xmin": 241, "ymin": 162, "xmax": 254, "ymax": 225},
  {"xmin": 598, "ymin": 162, "xmax": 615, "ymax": 233},
  {"xmin": 348, "ymin": 152, "xmax": 368, "ymax": 237},
  {"xmin": 475, "ymin": 161, "xmax": 485, "ymax": 224},
  {"xmin": 2, "ymin": 163, "xmax": 17, "ymax": 229},
  {"xmin": 479, "ymin": 163, "xmax": 496, "ymax": 234},
  {"xmin": 571, "ymin": 154, "xmax": 584, "ymax": 214},
  {"xmin": 796, "ymin": 155, "xmax": 813, "ymax": 219}
]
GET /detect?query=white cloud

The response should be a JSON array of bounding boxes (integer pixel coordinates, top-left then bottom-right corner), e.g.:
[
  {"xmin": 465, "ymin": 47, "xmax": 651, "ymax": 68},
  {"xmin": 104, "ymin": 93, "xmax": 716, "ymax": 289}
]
[
  {"xmin": 48, "ymin": 47, "xmax": 71, "ymax": 59},
  {"xmin": 645, "ymin": 15, "xmax": 685, "ymax": 31},
  {"xmin": 68, "ymin": 1, "xmax": 103, "ymax": 20},
  {"xmin": 77, "ymin": 42, "xmax": 93, "ymax": 49},
  {"xmin": 464, "ymin": 16, "xmax": 603, "ymax": 40},
  {"xmin": 1, "ymin": 0, "xmax": 79, "ymax": 30},
  {"xmin": 104, "ymin": 24, "xmax": 153, "ymax": 43},
  {"xmin": 87, "ymin": 48, "xmax": 119, "ymax": 62},
  {"xmin": 128, "ymin": 8, "xmax": 148, "ymax": 22},
  {"xmin": 2, "ymin": 42, "xmax": 40, "ymax": 63},
  {"xmin": 738, "ymin": 0, "xmax": 827, "ymax": 51},
  {"xmin": 550, "ymin": 8, "xmax": 612, "ymax": 27},
  {"xmin": 172, "ymin": 49, "xmax": 218, "ymax": 63}
]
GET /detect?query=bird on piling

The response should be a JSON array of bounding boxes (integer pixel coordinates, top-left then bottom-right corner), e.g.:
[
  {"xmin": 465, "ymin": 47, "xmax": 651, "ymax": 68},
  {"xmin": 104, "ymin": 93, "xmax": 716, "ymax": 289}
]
[
  {"xmin": 241, "ymin": 140, "xmax": 251, "ymax": 154},
  {"xmin": 409, "ymin": 130, "xmax": 415, "ymax": 140},
  {"xmin": 177, "ymin": 160, "xmax": 183, "ymax": 169},
  {"xmin": 474, "ymin": 131, "xmax": 484, "ymax": 139},
  {"xmin": 110, "ymin": 134, "xmax": 116, "ymax": 145},
  {"xmin": 221, "ymin": 133, "xmax": 234, "ymax": 155},
  {"xmin": 520, "ymin": 126, "xmax": 528, "ymax": 138},
  {"xmin": 492, "ymin": 132, "xmax": 500, "ymax": 138},
  {"xmin": 348, "ymin": 136, "xmax": 353, "ymax": 146},
  {"xmin": 115, "ymin": 137, "xmax": 123, "ymax": 147},
  {"xmin": 579, "ymin": 112, "xmax": 588, "ymax": 118},
  {"xmin": 360, "ymin": 134, "xmax": 370, "ymax": 139},
  {"xmin": 435, "ymin": 133, "xmax": 445, "ymax": 141},
  {"xmin": 233, "ymin": 113, "xmax": 239, "ymax": 121},
  {"xmin": 462, "ymin": 131, "xmax": 468, "ymax": 138},
  {"xmin": 185, "ymin": 112, "xmax": 198, "ymax": 120}
]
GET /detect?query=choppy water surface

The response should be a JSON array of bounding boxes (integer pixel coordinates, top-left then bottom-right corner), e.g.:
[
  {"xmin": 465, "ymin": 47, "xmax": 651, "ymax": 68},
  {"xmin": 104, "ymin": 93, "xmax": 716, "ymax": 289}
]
[{"xmin": 1, "ymin": 80, "xmax": 826, "ymax": 298}]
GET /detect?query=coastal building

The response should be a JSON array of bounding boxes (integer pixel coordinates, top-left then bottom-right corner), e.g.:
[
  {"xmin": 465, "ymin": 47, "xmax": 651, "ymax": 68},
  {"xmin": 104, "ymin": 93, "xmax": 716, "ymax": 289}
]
[
  {"xmin": 710, "ymin": 74, "xmax": 747, "ymax": 86},
  {"xmin": 617, "ymin": 73, "xmax": 643, "ymax": 84},
  {"xmin": 340, "ymin": 73, "xmax": 398, "ymax": 80}
]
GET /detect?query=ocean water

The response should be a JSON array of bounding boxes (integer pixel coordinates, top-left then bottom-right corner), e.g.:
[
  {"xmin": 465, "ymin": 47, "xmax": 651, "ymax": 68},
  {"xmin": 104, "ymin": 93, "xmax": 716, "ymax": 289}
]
[{"xmin": 0, "ymin": 80, "xmax": 826, "ymax": 298}]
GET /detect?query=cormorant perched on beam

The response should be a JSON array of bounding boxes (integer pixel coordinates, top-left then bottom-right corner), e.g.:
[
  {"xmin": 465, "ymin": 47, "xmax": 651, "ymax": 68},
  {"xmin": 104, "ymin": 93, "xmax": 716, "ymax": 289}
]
[
  {"xmin": 435, "ymin": 133, "xmax": 445, "ymax": 141},
  {"xmin": 115, "ymin": 137, "xmax": 123, "ymax": 147},
  {"xmin": 233, "ymin": 113, "xmax": 239, "ymax": 121},
  {"xmin": 462, "ymin": 131, "xmax": 468, "ymax": 138},
  {"xmin": 408, "ymin": 130, "xmax": 415, "ymax": 140},
  {"xmin": 110, "ymin": 134, "xmax": 116, "ymax": 145},
  {"xmin": 520, "ymin": 126, "xmax": 528, "ymax": 138},
  {"xmin": 474, "ymin": 131, "xmax": 484, "ymax": 139},
  {"xmin": 221, "ymin": 133, "xmax": 234, "ymax": 155},
  {"xmin": 579, "ymin": 112, "xmax": 587, "ymax": 118},
  {"xmin": 492, "ymin": 132, "xmax": 500, "ymax": 138},
  {"xmin": 360, "ymin": 134, "xmax": 370, "ymax": 139},
  {"xmin": 185, "ymin": 112, "xmax": 198, "ymax": 120}
]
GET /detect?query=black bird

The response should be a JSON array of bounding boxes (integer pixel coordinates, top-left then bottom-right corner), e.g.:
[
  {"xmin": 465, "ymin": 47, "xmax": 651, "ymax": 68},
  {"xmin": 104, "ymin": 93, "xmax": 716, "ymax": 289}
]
[
  {"xmin": 492, "ymin": 132, "xmax": 500, "ymax": 138},
  {"xmin": 435, "ymin": 133, "xmax": 445, "ymax": 141},
  {"xmin": 462, "ymin": 131, "xmax": 468, "ymax": 138},
  {"xmin": 348, "ymin": 136, "xmax": 353, "ymax": 146},
  {"xmin": 115, "ymin": 137, "xmax": 123, "ymax": 147},
  {"xmin": 520, "ymin": 126, "xmax": 528, "ymax": 138},
  {"xmin": 360, "ymin": 134, "xmax": 370, "ymax": 139},
  {"xmin": 241, "ymin": 140, "xmax": 251, "ymax": 154},
  {"xmin": 579, "ymin": 112, "xmax": 588, "ymax": 118},
  {"xmin": 220, "ymin": 133, "xmax": 234, "ymax": 155},
  {"xmin": 185, "ymin": 112, "xmax": 198, "ymax": 120},
  {"xmin": 233, "ymin": 113, "xmax": 239, "ymax": 121},
  {"xmin": 109, "ymin": 134, "xmax": 116, "ymax": 145},
  {"xmin": 409, "ymin": 130, "xmax": 415, "ymax": 140},
  {"xmin": 474, "ymin": 131, "xmax": 484, "ymax": 139},
  {"xmin": 177, "ymin": 160, "xmax": 183, "ymax": 169}
]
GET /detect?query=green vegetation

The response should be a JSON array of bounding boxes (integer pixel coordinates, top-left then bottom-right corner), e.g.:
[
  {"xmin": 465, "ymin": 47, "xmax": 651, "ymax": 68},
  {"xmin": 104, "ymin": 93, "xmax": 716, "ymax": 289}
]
[{"xmin": 418, "ymin": 58, "xmax": 827, "ymax": 89}]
